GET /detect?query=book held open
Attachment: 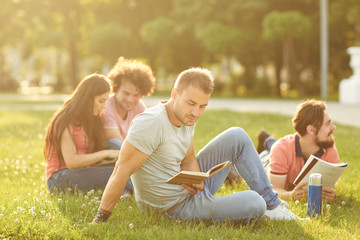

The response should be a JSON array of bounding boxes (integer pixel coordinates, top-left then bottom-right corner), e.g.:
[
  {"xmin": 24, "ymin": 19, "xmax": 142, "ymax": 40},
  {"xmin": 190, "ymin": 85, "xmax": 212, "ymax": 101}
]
[
  {"xmin": 293, "ymin": 155, "xmax": 348, "ymax": 187},
  {"xmin": 167, "ymin": 161, "xmax": 231, "ymax": 185}
]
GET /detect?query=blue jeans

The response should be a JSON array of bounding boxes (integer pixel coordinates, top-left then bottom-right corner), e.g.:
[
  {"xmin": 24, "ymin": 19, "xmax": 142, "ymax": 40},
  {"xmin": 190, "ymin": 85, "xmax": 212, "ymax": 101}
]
[
  {"xmin": 106, "ymin": 138, "xmax": 123, "ymax": 150},
  {"xmin": 47, "ymin": 165, "xmax": 133, "ymax": 194},
  {"xmin": 169, "ymin": 127, "xmax": 281, "ymax": 222}
]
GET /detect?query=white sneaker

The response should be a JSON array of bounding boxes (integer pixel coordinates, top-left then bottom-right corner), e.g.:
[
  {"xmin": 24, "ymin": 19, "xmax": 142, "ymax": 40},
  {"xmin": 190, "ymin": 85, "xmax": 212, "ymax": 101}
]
[
  {"xmin": 264, "ymin": 201, "xmax": 300, "ymax": 221},
  {"xmin": 280, "ymin": 199, "xmax": 289, "ymax": 209}
]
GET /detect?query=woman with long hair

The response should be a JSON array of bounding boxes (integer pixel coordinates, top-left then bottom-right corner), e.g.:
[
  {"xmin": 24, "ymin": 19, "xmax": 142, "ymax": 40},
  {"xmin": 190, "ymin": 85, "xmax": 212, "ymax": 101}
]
[{"xmin": 44, "ymin": 74, "xmax": 133, "ymax": 193}]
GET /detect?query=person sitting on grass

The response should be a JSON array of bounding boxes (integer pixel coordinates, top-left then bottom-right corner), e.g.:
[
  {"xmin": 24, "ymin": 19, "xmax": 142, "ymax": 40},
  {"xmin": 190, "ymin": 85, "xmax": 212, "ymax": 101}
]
[
  {"xmin": 257, "ymin": 99, "xmax": 340, "ymax": 202},
  {"xmin": 43, "ymin": 74, "xmax": 133, "ymax": 194},
  {"xmin": 92, "ymin": 68, "xmax": 301, "ymax": 224},
  {"xmin": 103, "ymin": 57, "xmax": 156, "ymax": 150}
]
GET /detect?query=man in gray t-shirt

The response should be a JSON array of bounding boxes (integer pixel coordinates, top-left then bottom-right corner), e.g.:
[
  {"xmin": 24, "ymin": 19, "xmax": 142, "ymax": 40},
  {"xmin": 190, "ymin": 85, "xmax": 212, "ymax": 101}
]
[{"xmin": 93, "ymin": 68, "xmax": 301, "ymax": 224}]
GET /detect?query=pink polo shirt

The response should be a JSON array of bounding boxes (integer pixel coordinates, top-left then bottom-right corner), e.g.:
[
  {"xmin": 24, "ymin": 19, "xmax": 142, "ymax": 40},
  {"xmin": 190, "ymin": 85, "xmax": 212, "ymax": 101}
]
[
  {"xmin": 103, "ymin": 95, "xmax": 146, "ymax": 139},
  {"xmin": 267, "ymin": 133, "xmax": 340, "ymax": 190}
]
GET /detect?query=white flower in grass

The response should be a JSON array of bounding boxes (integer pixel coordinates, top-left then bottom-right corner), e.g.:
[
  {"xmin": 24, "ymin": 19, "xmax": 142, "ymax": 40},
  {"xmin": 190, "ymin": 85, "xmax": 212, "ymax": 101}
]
[
  {"xmin": 326, "ymin": 204, "xmax": 331, "ymax": 210},
  {"xmin": 46, "ymin": 213, "xmax": 51, "ymax": 218},
  {"xmin": 0, "ymin": 214, "xmax": 4, "ymax": 218},
  {"xmin": 295, "ymin": 200, "xmax": 299, "ymax": 205},
  {"xmin": 81, "ymin": 204, "xmax": 86, "ymax": 208},
  {"xmin": 41, "ymin": 211, "xmax": 46, "ymax": 215},
  {"xmin": 84, "ymin": 195, "xmax": 89, "ymax": 200},
  {"xmin": 33, "ymin": 197, "xmax": 39, "ymax": 202},
  {"xmin": 128, "ymin": 206, "xmax": 133, "ymax": 210},
  {"xmin": 15, "ymin": 218, "xmax": 20, "ymax": 224},
  {"xmin": 17, "ymin": 206, "xmax": 25, "ymax": 213},
  {"xmin": 32, "ymin": 212, "xmax": 36, "ymax": 217},
  {"xmin": 341, "ymin": 201, "xmax": 346, "ymax": 206},
  {"xmin": 13, "ymin": 198, "xmax": 19, "ymax": 203},
  {"xmin": 338, "ymin": 206, "xmax": 341, "ymax": 209},
  {"xmin": 13, "ymin": 211, "xmax": 18, "ymax": 215},
  {"xmin": 87, "ymin": 189, "xmax": 95, "ymax": 196},
  {"xmin": 23, "ymin": 201, "xmax": 29, "ymax": 206},
  {"xmin": 58, "ymin": 198, "xmax": 62, "ymax": 203},
  {"xmin": 129, "ymin": 223, "xmax": 134, "ymax": 229}
]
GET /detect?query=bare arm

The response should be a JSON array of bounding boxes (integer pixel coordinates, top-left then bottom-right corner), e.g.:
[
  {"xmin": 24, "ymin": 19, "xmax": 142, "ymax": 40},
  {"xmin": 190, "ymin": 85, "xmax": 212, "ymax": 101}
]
[
  {"xmin": 269, "ymin": 173, "xmax": 308, "ymax": 200},
  {"xmin": 61, "ymin": 128, "xmax": 119, "ymax": 169},
  {"xmin": 179, "ymin": 137, "xmax": 204, "ymax": 195},
  {"xmin": 96, "ymin": 140, "xmax": 149, "ymax": 217},
  {"xmin": 104, "ymin": 128, "xmax": 124, "ymax": 141}
]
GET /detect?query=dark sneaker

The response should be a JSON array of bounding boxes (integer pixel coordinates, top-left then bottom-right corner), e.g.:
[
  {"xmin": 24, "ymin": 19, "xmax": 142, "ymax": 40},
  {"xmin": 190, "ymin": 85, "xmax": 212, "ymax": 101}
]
[{"xmin": 257, "ymin": 130, "xmax": 270, "ymax": 154}]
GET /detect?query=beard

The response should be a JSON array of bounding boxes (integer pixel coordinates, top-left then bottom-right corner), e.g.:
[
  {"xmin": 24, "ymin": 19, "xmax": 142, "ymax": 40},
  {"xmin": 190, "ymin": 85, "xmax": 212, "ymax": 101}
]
[{"xmin": 315, "ymin": 135, "xmax": 335, "ymax": 149}]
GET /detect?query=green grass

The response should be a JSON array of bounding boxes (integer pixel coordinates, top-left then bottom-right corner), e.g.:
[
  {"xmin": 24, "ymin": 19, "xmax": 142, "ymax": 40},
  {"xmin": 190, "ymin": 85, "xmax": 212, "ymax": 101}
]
[{"xmin": 0, "ymin": 109, "xmax": 359, "ymax": 239}]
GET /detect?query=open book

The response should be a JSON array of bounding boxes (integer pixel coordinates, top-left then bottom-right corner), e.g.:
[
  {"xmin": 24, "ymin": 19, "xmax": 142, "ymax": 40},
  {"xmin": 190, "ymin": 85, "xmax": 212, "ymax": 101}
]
[
  {"xmin": 293, "ymin": 155, "xmax": 348, "ymax": 187},
  {"xmin": 167, "ymin": 161, "xmax": 231, "ymax": 185}
]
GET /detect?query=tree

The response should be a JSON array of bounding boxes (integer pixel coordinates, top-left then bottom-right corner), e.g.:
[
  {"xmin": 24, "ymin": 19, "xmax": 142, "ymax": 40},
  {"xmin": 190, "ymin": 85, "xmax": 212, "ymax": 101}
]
[{"xmin": 263, "ymin": 10, "xmax": 311, "ymax": 97}]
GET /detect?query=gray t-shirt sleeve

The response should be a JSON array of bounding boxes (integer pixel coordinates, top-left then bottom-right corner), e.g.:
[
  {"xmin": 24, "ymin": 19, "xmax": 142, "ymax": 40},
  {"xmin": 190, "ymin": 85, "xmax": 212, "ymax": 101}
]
[{"xmin": 126, "ymin": 114, "xmax": 162, "ymax": 156}]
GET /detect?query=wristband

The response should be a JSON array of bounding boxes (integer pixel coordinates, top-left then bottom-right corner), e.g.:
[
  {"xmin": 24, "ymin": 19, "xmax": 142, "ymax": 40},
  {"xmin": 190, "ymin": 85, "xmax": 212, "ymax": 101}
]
[{"xmin": 93, "ymin": 210, "xmax": 110, "ymax": 223}]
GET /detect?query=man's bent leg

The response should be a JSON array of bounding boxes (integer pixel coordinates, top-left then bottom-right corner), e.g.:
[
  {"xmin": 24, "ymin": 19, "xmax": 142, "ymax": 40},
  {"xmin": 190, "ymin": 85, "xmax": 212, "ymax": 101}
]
[{"xmin": 195, "ymin": 127, "xmax": 280, "ymax": 210}]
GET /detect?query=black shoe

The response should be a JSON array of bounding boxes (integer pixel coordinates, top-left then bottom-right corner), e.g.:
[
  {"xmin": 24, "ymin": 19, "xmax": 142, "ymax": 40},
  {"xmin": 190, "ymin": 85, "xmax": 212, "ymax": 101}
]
[{"xmin": 257, "ymin": 130, "xmax": 270, "ymax": 154}]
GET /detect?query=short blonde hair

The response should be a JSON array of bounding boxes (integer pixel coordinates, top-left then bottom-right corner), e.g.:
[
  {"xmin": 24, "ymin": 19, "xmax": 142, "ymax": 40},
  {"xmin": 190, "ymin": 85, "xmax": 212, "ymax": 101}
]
[{"xmin": 174, "ymin": 68, "xmax": 214, "ymax": 94}]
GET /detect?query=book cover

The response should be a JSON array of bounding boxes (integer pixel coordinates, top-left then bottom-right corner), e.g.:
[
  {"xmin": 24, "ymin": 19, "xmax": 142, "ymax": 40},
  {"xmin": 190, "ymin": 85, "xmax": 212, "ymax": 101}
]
[
  {"xmin": 293, "ymin": 154, "xmax": 348, "ymax": 187},
  {"xmin": 166, "ymin": 161, "xmax": 231, "ymax": 185}
]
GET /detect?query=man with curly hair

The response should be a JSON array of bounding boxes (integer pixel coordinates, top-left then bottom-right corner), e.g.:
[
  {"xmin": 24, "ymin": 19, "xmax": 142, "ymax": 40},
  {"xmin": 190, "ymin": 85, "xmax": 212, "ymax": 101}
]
[{"xmin": 104, "ymin": 57, "xmax": 156, "ymax": 150}]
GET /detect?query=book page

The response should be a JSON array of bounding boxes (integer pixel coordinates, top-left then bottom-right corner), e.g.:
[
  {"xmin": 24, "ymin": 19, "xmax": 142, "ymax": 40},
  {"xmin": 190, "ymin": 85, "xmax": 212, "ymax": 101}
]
[
  {"xmin": 207, "ymin": 161, "xmax": 231, "ymax": 177},
  {"xmin": 167, "ymin": 161, "xmax": 231, "ymax": 185},
  {"xmin": 293, "ymin": 155, "xmax": 348, "ymax": 187},
  {"xmin": 166, "ymin": 172, "xmax": 207, "ymax": 185}
]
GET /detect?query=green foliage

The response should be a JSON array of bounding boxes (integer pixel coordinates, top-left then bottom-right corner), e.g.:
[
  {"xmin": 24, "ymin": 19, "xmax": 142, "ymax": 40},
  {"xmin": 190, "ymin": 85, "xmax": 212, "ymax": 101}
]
[
  {"xmin": 140, "ymin": 16, "xmax": 177, "ymax": 46},
  {"xmin": 0, "ymin": 109, "xmax": 359, "ymax": 239},
  {"xmin": 88, "ymin": 21, "xmax": 127, "ymax": 63},
  {"xmin": 262, "ymin": 10, "xmax": 311, "ymax": 41},
  {"xmin": 195, "ymin": 22, "xmax": 243, "ymax": 54}
]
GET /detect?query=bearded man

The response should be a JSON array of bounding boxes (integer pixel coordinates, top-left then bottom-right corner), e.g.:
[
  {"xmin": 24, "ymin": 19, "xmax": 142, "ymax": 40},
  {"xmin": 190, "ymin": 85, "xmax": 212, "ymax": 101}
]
[{"xmin": 257, "ymin": 99, "xmax": 340, "ymax": 202}]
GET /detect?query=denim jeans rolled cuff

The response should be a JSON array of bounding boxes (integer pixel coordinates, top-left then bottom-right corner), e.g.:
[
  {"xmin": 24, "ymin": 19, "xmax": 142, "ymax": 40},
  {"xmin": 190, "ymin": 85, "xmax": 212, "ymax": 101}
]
[
  {"xmin": 264, "ymin": 137, "xmax": 276, "ymax": 151},
  {"xmin": 106, "ymin": 138, "xmax": 123, "ymax": 150}
]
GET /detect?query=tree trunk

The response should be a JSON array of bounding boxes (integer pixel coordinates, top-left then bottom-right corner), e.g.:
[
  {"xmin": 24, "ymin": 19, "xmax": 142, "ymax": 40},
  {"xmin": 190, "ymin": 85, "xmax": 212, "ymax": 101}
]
[{"xmin": 68, "ymin": 39, "xmax": 78, "ymax": 89}]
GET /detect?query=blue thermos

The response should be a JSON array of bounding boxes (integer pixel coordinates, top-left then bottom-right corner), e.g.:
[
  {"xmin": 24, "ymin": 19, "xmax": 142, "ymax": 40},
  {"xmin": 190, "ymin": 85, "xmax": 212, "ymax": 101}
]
[{"xmin": 306, "ymin": 173, "xmax": 322, "ymax": 217}]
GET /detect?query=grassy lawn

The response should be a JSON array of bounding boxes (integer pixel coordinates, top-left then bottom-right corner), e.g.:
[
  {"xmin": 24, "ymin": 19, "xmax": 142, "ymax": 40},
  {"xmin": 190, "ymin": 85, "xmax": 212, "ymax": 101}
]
[{"xmin": 0, "ymin": 109, "xmax": 359, "ymax": 239}]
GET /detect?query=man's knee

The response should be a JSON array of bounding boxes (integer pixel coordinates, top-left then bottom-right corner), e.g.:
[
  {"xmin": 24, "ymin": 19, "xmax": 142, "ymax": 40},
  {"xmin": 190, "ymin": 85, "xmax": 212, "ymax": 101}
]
[
  {"xmin": 246, "ymin": 191, "xmax": 266, "ymax": 217},
  {"xmin": 225, "ymin": 127, "xmax": 252, "ymax": 144}
]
